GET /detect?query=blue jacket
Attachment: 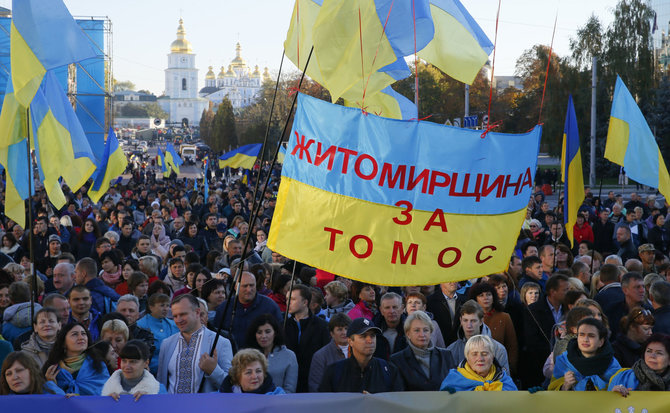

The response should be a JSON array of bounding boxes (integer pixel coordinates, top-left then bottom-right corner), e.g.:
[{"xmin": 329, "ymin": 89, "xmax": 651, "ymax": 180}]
[
  {"xmin": 85, "ymin": 278, "xmax": 120, "ymax": 315},
  {"xmin": 213, "ymin": 293, "xmax": 282, "ymax": 349},
  {"xmin": 136, "ymin": 314, "xmax": 179, "ymax": 374},
  {"xmin": 55, "ymin": 355, "xmax": 109, "ymax": 395},
  {"xmin": 157, "ymin": 327, "xmax": 233, "ymax": 393}
]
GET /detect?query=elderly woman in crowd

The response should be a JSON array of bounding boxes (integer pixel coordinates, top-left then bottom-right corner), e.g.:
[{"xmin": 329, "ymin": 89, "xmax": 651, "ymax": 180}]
[
  {"xmin": 100, "ymin": 320, "xmax": 129, "ymax": 363},
  {"xmin": 1, "ymin": 352, "xmax": 64, "ymax": 395},
  {"xmin": 244, "ymin": 314, "xmax": 298, "ymax": 393},
  {"xmin": 613, "ymin": 307, "xmax": 655, "ymax": 368},
  {"xmin": 20, "ymin": 308, "xmax": 60, "ymax": 369},
  {"xmin": 43, "ymin": 322, "xmax": 110, "ymax": 395},
  {"xmin": 440, "ymin": 334, "xmax": 517, "ymax": 392},
  {"xmin": 219, "ymin": 348, "xmax": 285, "ymax": 394},
  {"xmin": 391, "ymin": 311, "xmax": 454, "ymax": 391},
  {"xmin": 609, "ymin": 333, "xmax": 670, "ymax": 395},
  {"xmin": 549, "ymin": 318, "xmax": 620, "ymax": 391},
  {"xmin": 101, "ymin": 340, "xmax": 166, "ymax": 400},
  {"xmin": 323, "ymin": 280, "xmax": 355, "ymax": 320}
]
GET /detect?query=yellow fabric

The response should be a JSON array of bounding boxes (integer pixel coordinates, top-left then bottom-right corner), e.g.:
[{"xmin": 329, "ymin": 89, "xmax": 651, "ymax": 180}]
[
  {"xmin": 458, "ymin": 364, "xmax": 502, "ymax": 391},
  {"xmin": 218, "ymin": 153, "xmax": 257, "ymax": 170},
  {"xmin": 417, "ymin": 5, "xmax": 490, "ymax": 85},
  {"xmin": 10, "ymin": 22, "xmax": 46, "ymax": 107},
  {"xmin": 34, "ymin": 109, "xmax": 96, "ymax": 209},
  {"xmin": 548, "ymin": 376, "xmax": 565, "ymax": 391},
  {"xmin": 312, "ymin": 0, "xmax": 397, "ymax": 103},
  {"xmin": 565, "ymin": 149, "xmax": 584, "ymax": 245},
  {"xmin": 604, "ymin": 117, "xmax": 629, "ymax": 166},
  {"xmin": 658, "ymin": 150, "xmax": 670, "ymax": 201},
  {"xmin": 0, "ymin": 91, "xmax": 28, "ymax": 148},
  {"xmin": 284, "ymin": 0, "xmax": 324, "ymax": 83},
  {"xmin": 267, "ymin": 177, "xmax": 526, "ymax": 286},
  {"xmin": 89, "ymin": 144, "xmax": 128, "ymax": 204},
  {"xmin": 0, "ymin": 145, "xmax": 27, "ymax": 228}
]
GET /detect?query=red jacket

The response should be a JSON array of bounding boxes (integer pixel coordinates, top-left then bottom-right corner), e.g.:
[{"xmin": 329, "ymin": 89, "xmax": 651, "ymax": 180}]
[{"xmin": 573, "ymin": 222, "xmax": 594, "ymax": 244}]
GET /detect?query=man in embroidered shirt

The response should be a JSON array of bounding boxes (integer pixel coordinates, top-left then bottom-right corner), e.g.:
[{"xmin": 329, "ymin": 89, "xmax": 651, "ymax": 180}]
[{"xmin": 157, "ymin": 294, "xmax": 233, "ymax": 393}]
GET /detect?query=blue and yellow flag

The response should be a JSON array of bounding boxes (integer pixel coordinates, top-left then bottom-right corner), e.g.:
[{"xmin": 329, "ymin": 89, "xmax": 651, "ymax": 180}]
[
  {"xmin": 88, "ymin": 128, "xmax": 128, "ymax": 203},
  {"xmin": 417, "ymin": 0, "xmax": 494, "ymax": 85},
  {"xmin": 605, "ymin": 76, "xmax": 670, "ymax": 200},
  {"xmin": 30, "ymin": 71, "xmax": 97, "ymax": 209},
  {"xmin": 10, "ymin": 0, "xmax": 97, "ymax": 107},
  {"xmin": 165, "ymin": 143, "xmax": 183, "ymax": 175},
  {"xmin": 157, "ymin": 146, "xmax": 169, "ymax": 177},
  {"xmin": 268, "ymin": 94, "xmax": 541, "ymax": 286},
  {"xmin": 277, "ymin": 144, "xmax": 287, "ymax": 164},
  {"xmin": 561, "ymin": 95, "xmax": 584, "ymax": 246},
  {"xmin": 218, "ymin": 143, "xmax": 262, "ymax": 169}
]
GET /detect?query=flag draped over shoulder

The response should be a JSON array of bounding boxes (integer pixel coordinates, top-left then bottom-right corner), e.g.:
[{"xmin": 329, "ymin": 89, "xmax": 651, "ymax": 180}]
[
  {"xmin": 561, "ymin": 95, "xmax": 584, "ymax": 246},
  {"xmin": 605, "ymin": 76, "xmax": 670, "ymax": 200},
  {"xmin": 268, "ymin": 94, "xmax": 541, "ymax": 286},
  {"xmin": 10, "ymin": 0, "xmax": 97, "ymax": 108},
  {"xmin": 218, "ymin": 143, "xmax": 262, "ymax": 169},
  {"xmin": 88, "ymin": 128, "xmax": 128, "ymax": 203}
]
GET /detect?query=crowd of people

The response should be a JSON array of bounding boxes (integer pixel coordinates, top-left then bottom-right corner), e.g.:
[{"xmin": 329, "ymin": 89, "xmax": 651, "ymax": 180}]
[{"xmin": 0, "ymin": 159, "xmax": 669, "ymax": 399}]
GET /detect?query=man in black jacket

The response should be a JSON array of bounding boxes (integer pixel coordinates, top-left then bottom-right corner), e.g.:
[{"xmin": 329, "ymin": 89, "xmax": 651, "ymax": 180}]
[
  {"xmin": 373, "ymin": 292, "xmax": 407, "ymax": 360},
  {"xmin": 426, "ymin": 282, "xmax": 466, "ymax": 346},
  {"xmin": 319, "ymin": 317, "xmax": 404, "ymax": 393},
  {"xmin": 520, "ymin": 273, "xmax": 569, "ymax": 389},
  {"xmin": 284, "ymin": 284, "xmax": 330, "ymax": 392}
]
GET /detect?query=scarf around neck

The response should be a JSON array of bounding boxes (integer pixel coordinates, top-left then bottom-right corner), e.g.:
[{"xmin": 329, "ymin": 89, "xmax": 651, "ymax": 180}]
[
  {"xmin": 632, "ymin": 358, "xmax": 670, "ymax": 391},
  {"xmin": 59, "ymin": 353, "xmax": 86, "ymax": 374},
  {"xmin": 101, "ymin": 266, "xmax": 122, "ymax": 287},
  {"xmin": 566, "ymin": 338, "xmax": 614, "ymax": 377}
]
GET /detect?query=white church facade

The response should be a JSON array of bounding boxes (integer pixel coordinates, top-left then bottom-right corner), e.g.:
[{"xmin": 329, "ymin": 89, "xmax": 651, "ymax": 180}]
[{"xmin": 158, "ymin": 19, "xmax": 271, "ymax": 127}]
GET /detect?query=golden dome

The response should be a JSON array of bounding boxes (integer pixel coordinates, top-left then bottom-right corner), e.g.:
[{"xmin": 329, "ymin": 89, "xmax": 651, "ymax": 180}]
[
  {"xmin": 217, "ymin": 66, "xmax": 226, "ymax": 79},
  {"xmin": 170, "ymin": 18, "xmax": 193, "ymax": 54},
  {"xmin": 230, "ymin": 42, "xmax": 246, "ymax": 68},
  {"xmin": 225, "ymin": 65, "xmax": 236, "ymax": 77},
  {"xmin": 251, "ymin": 65, "xmax": 261, "ymax": 78},
  {"xmin": 262, "ymin": 67, "xmax": 271, "ymax": 82},
  {"xmin": 205, "ymin": 66, "xmax": 215, "ymax": 79}
]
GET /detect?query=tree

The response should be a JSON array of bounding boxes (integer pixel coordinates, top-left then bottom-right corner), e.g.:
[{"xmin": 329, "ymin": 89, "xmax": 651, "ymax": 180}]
[
  {"xmin": 144, "ymin": 102, "xmax": 168, "ymax": 119},
  {"xmin": 113, "ymin": 79, "xmax": 136, "ymax": 92},
  {"xmin": 119, "ymin": 103, "xmax": 147, "ymax": 117},
  {"xmin": 199, "ymin": 102, "xmax": 215, "ymax": 141},
  {"xmin": 569, "ymin": 15, "xmax": 604, "ymax": 71},
  {"xmin": 209, "ymin": 98, "xmax": 238, "ymax": 152}
]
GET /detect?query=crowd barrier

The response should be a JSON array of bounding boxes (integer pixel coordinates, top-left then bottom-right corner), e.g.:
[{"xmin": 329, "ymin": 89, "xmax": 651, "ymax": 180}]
[{"xmin": 0, "ymin": 391, "xmax": 666, "ymax": 413}]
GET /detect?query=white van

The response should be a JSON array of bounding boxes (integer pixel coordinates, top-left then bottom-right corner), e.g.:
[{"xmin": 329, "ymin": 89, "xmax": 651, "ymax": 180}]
[{"xmin": 180, "ymin": 144, "xmax": 197, "ymax": 165}]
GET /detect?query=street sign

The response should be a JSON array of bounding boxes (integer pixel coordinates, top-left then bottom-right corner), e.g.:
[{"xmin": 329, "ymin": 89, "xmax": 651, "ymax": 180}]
[
  {"xmin": 463, "ymin": 115, "xmax": 478, "ymax": 128},
  {"xmin": 453, "ymin": 118, "xmax": 461, "ymax": 128}
]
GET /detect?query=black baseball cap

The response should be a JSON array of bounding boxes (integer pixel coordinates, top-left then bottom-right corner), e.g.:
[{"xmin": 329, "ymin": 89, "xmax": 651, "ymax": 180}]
[{"xmin": 347, "ymin": 318, "xmax": 381, "ymax": 337}]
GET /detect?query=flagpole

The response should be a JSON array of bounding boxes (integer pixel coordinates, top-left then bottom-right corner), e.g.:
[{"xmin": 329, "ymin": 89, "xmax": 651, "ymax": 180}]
[
  {"xmin": 25, "ymin": 108, "xmax": 37, "ymax": 325},
  {"xmin": 206, "ymin": 47, "xmax": 314, "ymax": 387}
]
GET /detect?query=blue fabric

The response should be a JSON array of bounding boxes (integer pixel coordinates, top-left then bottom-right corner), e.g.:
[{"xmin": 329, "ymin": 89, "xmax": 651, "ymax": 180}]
[
  {"xmin": 284, "ymin": 93, "xmax": 541, "ymax": 214},
  {"xmin": 607, "ymin": 368, "xmax": 639, "ymax": 391},
  {"xmin": 439, "ymin": 367, "xmax": 517, "ymax": 391},
  {"xmin": 85, "ymin": 277, "xmax": 120, "ymax": 314},
  {"xmin": 54, "ymin": 355, "xmax": 109, "ymax": 395},
  {"xmin": 552, "ymin": 351, "xmax": 621, "ymax": 391},
  {"xmin": 136, "ymin": 314, "xmax": 179, "ymax": 374}
]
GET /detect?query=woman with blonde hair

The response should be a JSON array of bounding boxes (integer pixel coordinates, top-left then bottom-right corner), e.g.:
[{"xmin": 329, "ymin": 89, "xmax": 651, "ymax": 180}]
[{"xmin": 219, "ymin": 348, "xmax": 285, "ymax": 394}]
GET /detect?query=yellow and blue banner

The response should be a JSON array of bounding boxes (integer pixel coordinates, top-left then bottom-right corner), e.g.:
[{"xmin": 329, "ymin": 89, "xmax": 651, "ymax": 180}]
[
  {"xmin": 277, "ymin": 144, "xmax": 287, "ymax": 164},
  {"xmin": 10, "ymin": 0, "xmax": 98, "ymax": 107},
  {"xmin": 561, "ymin": 95, "xmax": 584, "ymax": 246},
  {"xmin": 218, "ymin": 143, "xmax": 262, "ymax": 170},
  {"xmin": 88, "ymin": 128, "xmax": 128, "ymax": 203},
  {"xmin": 268, "ymin": 94, "xmax": 541, "ymax": 285},
  {"xmin": 157, "ymin": 146, "xmax": 169, "ymax": 177},
  {"xmin": 605, "ymin": 76, "xmax": 670, "ymax": 199}
]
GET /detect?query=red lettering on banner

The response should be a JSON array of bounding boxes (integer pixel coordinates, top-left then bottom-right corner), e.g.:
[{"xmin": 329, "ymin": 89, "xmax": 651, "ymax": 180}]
[
  {"xmin": 437, "ymin": 247, "xmax": 462, "ymax": 268},
  {"xmin": 323, "ymin": 227, "xmax": 343, "ymax": 251},
  {"xmin": 354, "ymin": 154, "xmax": 378, "ymax": 180},
  {"xmin": 408, "ymin": 166, "xmax": 429, "ymax": 194},
  {"xmin": 428, "ymin": 170, "xmax": 450, "ymax": 195},
  {"xmin": 379, "ymin": 163, "xmax": 406, "ymax": 189},
  {"xmin": 502, "ymin": 173, "xmax": 523, "ymax": 197},
  {"xmin": 448, "ymin": 173, "xmax": 483, "ymax": 201},
  {"xmin": 481, "ymin": 174, "xmax": 504, "ymax": 198},
  {"xmin": 423, "ymin": 209, "xmax": 448, "ymax": 232},
  {"xmin": 392, "ymin": 201, "xmax": 413, "ymax": 225},
  {"xmin": 476, "ymin": 245, "xmax": 497, "ymax": 264},
  {"xmin": 291, "ymin": 131, "xmax": 314, "ymax": 163},
  {"xmin": 521, "ymin": 167, "xmax": 533, "ymax": 191},
  {"xmin": 337, "ymin": 147, "xmax": 358, "ymax": 174},
  {"xmin": 314, "ymin": 143, "xmax": 337, "ymax": 170},
  {"xmin": 349, "ymin": 235, "xmax": 373, "ymax": 259},
  {"xmin": 391, "ymin": 241, "xmax": 418, "ymax": 265}
]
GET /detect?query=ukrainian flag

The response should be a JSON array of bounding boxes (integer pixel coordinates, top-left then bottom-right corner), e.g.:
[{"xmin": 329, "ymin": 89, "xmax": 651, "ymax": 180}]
[
  {"xmin": 89, "ymin": 128, "xmax": 128, "ymax": 203},
  {"xmin": 165, "ymin": 143, "xmax": 183, "ymax": 175},
  {"xmin": 10, "ymin": 0, "xmax": 97, "ymax": 107},
  {"xmin": 218, "ymin": 143, "xmax": 262, "ymax": 169},
  {"xmin": 561, "ymin": 95, "xmax": 584, "ymax": 246},
  {"xmin": 605, "ymin": 76, "xmax": 670, "ymax": 199},
  {"xmin": 157, "ymin": 146, "xmax": 169, "ymax": 177},
  {"xmin": 277, "ymin": 144, "xmax": 287, "ymax": 164}
]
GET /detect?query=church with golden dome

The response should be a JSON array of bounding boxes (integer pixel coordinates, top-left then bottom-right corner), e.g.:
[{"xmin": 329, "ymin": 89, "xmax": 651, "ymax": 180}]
[
  {"xmin": 158, "ymin": 18, "xmax": 209, "ymax": 127},
  {"xmin": 199, "ymin": 43, "xmax": 271, "ymax": 109}
]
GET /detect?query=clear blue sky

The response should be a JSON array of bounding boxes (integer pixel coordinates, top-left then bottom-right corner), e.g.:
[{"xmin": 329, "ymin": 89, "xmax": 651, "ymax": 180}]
[{"xmin": 0, "ymin": 0, "xmax": 623, "ymax": 95}]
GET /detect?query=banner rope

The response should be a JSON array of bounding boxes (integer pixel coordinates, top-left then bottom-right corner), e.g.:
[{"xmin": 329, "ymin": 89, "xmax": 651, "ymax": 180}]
[
  {"xmin": 538, "ymin": 12, "xmax": 558, "ymax": 125},
  {"xmin": 483, "ymin": 0, "xmax": 502, "ymax": 139}
]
